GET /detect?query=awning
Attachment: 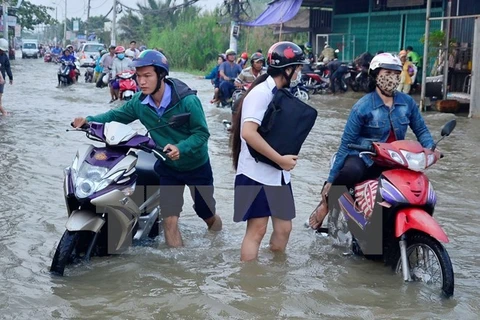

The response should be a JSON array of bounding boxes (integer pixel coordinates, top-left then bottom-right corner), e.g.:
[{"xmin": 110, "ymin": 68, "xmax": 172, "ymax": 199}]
[{"xmin": 241, "ymin": 0, "xmax": 303, "ymax": 27}]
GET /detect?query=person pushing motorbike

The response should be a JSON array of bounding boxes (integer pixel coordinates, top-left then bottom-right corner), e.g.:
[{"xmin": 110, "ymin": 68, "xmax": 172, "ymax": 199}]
[{"xmin": 73, "ymin": 50, "xmax": 222, "ymax": 247}]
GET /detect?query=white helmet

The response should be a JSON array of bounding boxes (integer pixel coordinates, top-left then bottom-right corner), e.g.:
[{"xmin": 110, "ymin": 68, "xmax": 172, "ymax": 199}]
[
  {"xmin": 369, "ymin": 52, "xmax": 402, "ymax": 75},
  {"xmin": 0, "ymin": 38, "xmax": 8, "ymax": 51}
]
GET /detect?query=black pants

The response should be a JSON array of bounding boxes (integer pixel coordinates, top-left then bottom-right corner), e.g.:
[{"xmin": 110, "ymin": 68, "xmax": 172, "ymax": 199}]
[
  {"xmin": 328, "ymin": 155, "xmax": 386, "ymax": 208},
  {"xmin": 330, "ymin": 66, "xmax": 348, "ymax": 93},
  {"xmin": 328, "ymin": 155, "xmax": 387, "ymax": 255}
]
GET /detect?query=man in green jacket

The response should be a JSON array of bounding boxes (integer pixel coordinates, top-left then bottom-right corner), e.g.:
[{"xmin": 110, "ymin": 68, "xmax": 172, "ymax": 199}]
[{"xmin": 73, "ymin": 50, "xmax": 222, "ymax": 247}]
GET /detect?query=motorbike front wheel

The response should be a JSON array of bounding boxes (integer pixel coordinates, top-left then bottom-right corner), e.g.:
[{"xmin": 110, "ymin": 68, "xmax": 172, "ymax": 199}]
[
  {"xmin": 395, "ymin": 233, "xmax": 454, "ymax": 297},
  {"xmin": 294, "ymin": 88, "xmax": 309, "ymax": 101},
  {"xmin": 50, "ymin": 230, "xmax": 95, "ymax": 276}
]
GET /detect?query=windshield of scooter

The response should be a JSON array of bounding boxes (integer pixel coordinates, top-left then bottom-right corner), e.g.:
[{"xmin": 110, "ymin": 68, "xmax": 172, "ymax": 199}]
[{"xmin": 87, "ymin": 122, "xmax": 156, "ymax": 149}]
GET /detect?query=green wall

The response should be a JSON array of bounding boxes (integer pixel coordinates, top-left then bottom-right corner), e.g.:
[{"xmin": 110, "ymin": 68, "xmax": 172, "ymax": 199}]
[{"xmin": 331, "ymin": 9, "xmax": 443, "ymax": 61}]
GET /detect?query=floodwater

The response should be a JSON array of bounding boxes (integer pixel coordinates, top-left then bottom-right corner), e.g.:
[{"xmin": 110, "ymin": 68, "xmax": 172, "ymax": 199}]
[{"xmin": 0, "ymin": 56, "xmax": 479, "ymax": 320}]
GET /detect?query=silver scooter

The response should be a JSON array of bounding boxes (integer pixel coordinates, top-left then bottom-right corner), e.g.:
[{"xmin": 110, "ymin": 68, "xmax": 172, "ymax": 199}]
[{"xmin": 50, "ymin": 113, "xmax": 190, "ymax": 276}]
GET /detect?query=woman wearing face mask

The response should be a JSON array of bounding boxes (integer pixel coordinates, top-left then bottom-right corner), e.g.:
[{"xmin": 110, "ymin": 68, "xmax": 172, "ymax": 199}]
[
  {"xmin": 109, "ymin": 46, "xmax": 135, "ymax": 102},
  {"xmin": 308, "ymin": 52, "xmax": 434, "ymax": 229}
]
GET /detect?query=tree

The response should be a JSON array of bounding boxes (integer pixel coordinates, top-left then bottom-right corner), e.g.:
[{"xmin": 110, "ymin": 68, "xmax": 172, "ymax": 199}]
[{"xmin": 10, "ymin": 0, "xmax": 56, "ymax": 30}]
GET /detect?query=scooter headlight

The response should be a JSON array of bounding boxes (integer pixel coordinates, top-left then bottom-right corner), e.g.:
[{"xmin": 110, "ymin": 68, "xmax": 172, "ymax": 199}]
[
  {"xmin": 74, "ymin": 162, "xmax": 109, "ymax": 199},
  {"xmin": 400, "ymin": 150, "xmax": 426, "ymax": 172}
]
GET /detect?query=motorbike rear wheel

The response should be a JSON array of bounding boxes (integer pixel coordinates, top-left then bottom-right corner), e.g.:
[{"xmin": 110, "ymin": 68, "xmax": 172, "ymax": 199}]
[
  {"xmin": 348, "ymin": 78, "xmax": 360, "ymax": 92},
  {"xmin": 50, "ymin": 230, "xmax": 95, "ymax": 276},
  {"xmin": 395, "ymin": 233, "xmax": 454, "ymax": 297}
]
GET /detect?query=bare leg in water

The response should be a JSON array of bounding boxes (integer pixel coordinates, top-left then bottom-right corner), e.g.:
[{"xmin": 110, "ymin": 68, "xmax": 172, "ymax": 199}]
[{"xmin": 308, "ymin": 182, "xmax": 331, "ymax": 229}]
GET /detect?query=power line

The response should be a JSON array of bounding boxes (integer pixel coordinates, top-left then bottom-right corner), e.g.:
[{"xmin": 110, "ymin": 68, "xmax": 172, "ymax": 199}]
[
  {"xmin": 117, "ymin": 0, "xmax": 200, "ymax": 13},
  {"xmin": 91, "ymin": 0, "xmax": 111, "ymax": 10}
]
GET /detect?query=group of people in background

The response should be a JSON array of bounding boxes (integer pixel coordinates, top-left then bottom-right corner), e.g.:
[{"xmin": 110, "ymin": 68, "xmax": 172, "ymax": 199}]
[
  {"xmin": 306, "ymin": 42, "xmax": 422, "ymax": 95},
  {"xmin": 198, "ymin": 48, "xmax": 266, "ymax": 107}
]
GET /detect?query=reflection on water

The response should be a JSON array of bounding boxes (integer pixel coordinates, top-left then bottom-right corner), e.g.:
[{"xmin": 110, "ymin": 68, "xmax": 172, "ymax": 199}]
[{"xmin": 0, "ymin": 57, "xmax": 479, "ymax": 319}]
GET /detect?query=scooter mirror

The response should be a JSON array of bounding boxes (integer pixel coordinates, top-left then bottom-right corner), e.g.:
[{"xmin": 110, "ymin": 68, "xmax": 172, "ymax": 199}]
[
  {"xmin": 441, "ymin": 119, "xmax": 456, "ymax": 137},
  {"xmin": 168, "ymin": 113, "xmax": 191, "ymax": 128}
]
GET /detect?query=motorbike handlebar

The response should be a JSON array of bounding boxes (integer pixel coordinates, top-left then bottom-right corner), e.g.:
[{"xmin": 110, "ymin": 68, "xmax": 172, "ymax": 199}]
[
  {"xmin": 347, "ymin": 144, "xmax": 374, "ymax": 152},
  {"xmin": 151, "ymin": 147, "xmax": 170, "ymax": 161},
  {"xmin": 70, "ymin": 122, "xmax": 89, "ymax": 130}
]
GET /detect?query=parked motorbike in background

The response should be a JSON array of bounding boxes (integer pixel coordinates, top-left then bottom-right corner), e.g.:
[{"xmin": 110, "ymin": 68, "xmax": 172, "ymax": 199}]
[
  {"xmin": 117, "ymin": 71, "xmax": 138, "ymax": 101},
  {"xmin": 302, "ymin": 63, "xmax": 331, "ymax": 94},
  {"xmin": 346, "ymin": 63, "xmax": 361, "ymax": 92},
  {"xmin": 290, "ymin": 73, "xmax": 309, "ymax": 101},
  {"xmin": 316, "ymin": 120, "xmax": 457, "ymax": 298},
  {"xmin": 50, "ymin": 113, "xmax": 191, "ymax": 276}
]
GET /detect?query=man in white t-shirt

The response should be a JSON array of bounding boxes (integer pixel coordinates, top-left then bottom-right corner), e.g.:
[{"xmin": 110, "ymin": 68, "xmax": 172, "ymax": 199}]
[{"xmin": 125, "ymin": 40, "xmax": 140, "ymax": 59}]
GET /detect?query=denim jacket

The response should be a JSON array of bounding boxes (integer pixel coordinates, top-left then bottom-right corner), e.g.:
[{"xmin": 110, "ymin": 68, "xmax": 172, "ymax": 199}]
[{"xmin": 327, "ymin": 91, "xmax": 434, "ymax": 183}]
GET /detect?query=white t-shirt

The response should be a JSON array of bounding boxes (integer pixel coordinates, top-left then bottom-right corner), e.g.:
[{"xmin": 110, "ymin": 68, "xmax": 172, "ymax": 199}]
[
  {"xmin": 125, "ymin": 48, "xmax": 139, "ymax": 59},
  {"xmin": 237, "ymin": 76, "xmax": 291, "ymax": 186}
]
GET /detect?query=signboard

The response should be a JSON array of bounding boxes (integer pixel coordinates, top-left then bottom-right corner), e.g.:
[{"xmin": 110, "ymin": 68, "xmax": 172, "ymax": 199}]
[
  {"xmin": 387, "ymin": 0, "xmax": 424, "ymax": 7},
  {"xmin": 73, "ymin": 20, "xmax": 79, "ymax": 32}
]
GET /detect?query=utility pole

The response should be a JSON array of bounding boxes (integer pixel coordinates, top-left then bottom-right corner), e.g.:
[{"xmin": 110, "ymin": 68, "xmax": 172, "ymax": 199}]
[
  {"xmin": 55, "ymin": 7, "xmax": 58, "ymax": 44},
  {"xmin": 111, "ymin": 0, "xmax": 117, "ymax": 46},
  {"xmin": 442, "ymin": 0, "xmax": 452, "ymax": 101},
  {"xmin": 469, "ymin": 18, "xmax": 480, "ymax": 118},
  {"xmin": 63, "ymin": 0, "xmax": 67, "ymax": 46},
  {"xmin": 86, "ymin": 0, "xmax": 91, "ymax": 37},
  {"xmin": 229, "ymin": 0, "xmax": 240, "ymax": 52},
  {"xmin": 419, "ymin": 0, "xmax": 432, "ymax": 112},
  {"xmin": 2, "ymin": 0, "xmax": 8, "ymax": 40}
]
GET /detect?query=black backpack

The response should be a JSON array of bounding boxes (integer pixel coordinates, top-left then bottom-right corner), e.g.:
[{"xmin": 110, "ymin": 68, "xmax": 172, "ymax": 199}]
[{"xmin": 247, "ymin": 88, "xmax": 317, "ymax": 170}]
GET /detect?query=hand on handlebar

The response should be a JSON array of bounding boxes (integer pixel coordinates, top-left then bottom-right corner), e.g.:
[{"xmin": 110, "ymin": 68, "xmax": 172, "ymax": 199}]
[
  {"xmin": 163, "ymin": 144, "xmax": 180, "ymax": 161},
  {"xmin": 72, "ymin": 117, "xmax": 88, "ymax": 129}
]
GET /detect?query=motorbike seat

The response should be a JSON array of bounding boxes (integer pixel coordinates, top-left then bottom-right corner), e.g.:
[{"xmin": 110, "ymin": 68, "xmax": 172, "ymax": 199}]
[{"xmin": 135, "ymin": 151, "xmax": 160, "ymax": 186}]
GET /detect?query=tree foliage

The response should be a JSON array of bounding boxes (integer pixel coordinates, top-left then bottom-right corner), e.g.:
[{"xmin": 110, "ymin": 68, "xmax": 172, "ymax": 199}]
[{"xmin": 10, "ymin": 0, "xmax": 56, "ymax": 30}]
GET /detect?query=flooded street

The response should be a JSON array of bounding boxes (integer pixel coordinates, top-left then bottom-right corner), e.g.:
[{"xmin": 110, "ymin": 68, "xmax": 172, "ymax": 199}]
[{"xmin": 1, "ymin": 56, "xmax": 479, "ymax": 319}]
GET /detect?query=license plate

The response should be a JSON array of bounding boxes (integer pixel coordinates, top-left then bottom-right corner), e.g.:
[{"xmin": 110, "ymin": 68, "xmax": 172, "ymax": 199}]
[{"xmin": 345, "ymin": 73, "xmax": 351, "ymax": 79}]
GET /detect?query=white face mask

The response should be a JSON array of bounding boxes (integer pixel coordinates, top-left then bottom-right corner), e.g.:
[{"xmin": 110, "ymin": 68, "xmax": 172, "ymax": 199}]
[
  {"xmin": 376, "ymin": 72, "xmax": 400, "ymax": 96},
  {"xmin": 290, "ymin": 71, "xmax": 302, "ymax": 87}
]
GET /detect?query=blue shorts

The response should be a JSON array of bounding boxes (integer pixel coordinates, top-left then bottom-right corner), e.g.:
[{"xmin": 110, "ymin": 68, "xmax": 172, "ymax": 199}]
[
  {"xmin": 233, "ymin": 174, "xmax": 295, "ymax": 222},
  {"xmin": 154, "ymin": 159, "xmax": 216, "ymax": 220},
  {"xmin": 0, "ymin": 83, "xmax": 4, "ymax": 94},
  {"xmin": 109, "ymin": 79, "xmax": 119, "ymax": 90}
]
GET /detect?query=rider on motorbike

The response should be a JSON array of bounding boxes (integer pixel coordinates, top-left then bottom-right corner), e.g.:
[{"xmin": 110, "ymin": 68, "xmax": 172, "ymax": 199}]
[
  {"xmin": 109, "ymin": 46, "xmax": 135, "ymax": 102},
  {"xmin": 308, "ymin": 52, "xmax": 435, "ymax": 229},
  {"xmin": 234, "ymin": 52, "xmax": 267, "ymax": 88},
  {"xmin": 59, "ymin": 48, "xmax": 77, "ymax": 84},
  {"xmin": 219, "ymin": 49, "xmax": 243, "ymax": 107}
]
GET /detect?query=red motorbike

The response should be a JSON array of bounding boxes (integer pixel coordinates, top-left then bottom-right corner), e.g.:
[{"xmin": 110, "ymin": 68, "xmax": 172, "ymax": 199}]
[
  {"xmin": 323, "ymin": 119, "xmax": 456, "ymax": 298},
  {"xmin": 302, "ymin": 64, "xmax": 330, "ymax": 94},
  {"xmin": 117, "ymin": 70, "xmax": 137, "ymax": 101}
]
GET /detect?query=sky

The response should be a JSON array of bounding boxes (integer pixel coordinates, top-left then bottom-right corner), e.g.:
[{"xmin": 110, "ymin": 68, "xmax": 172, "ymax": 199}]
[{"xmin": 29, "ymin": 0, "xmax": 225, "ymax": 21}]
